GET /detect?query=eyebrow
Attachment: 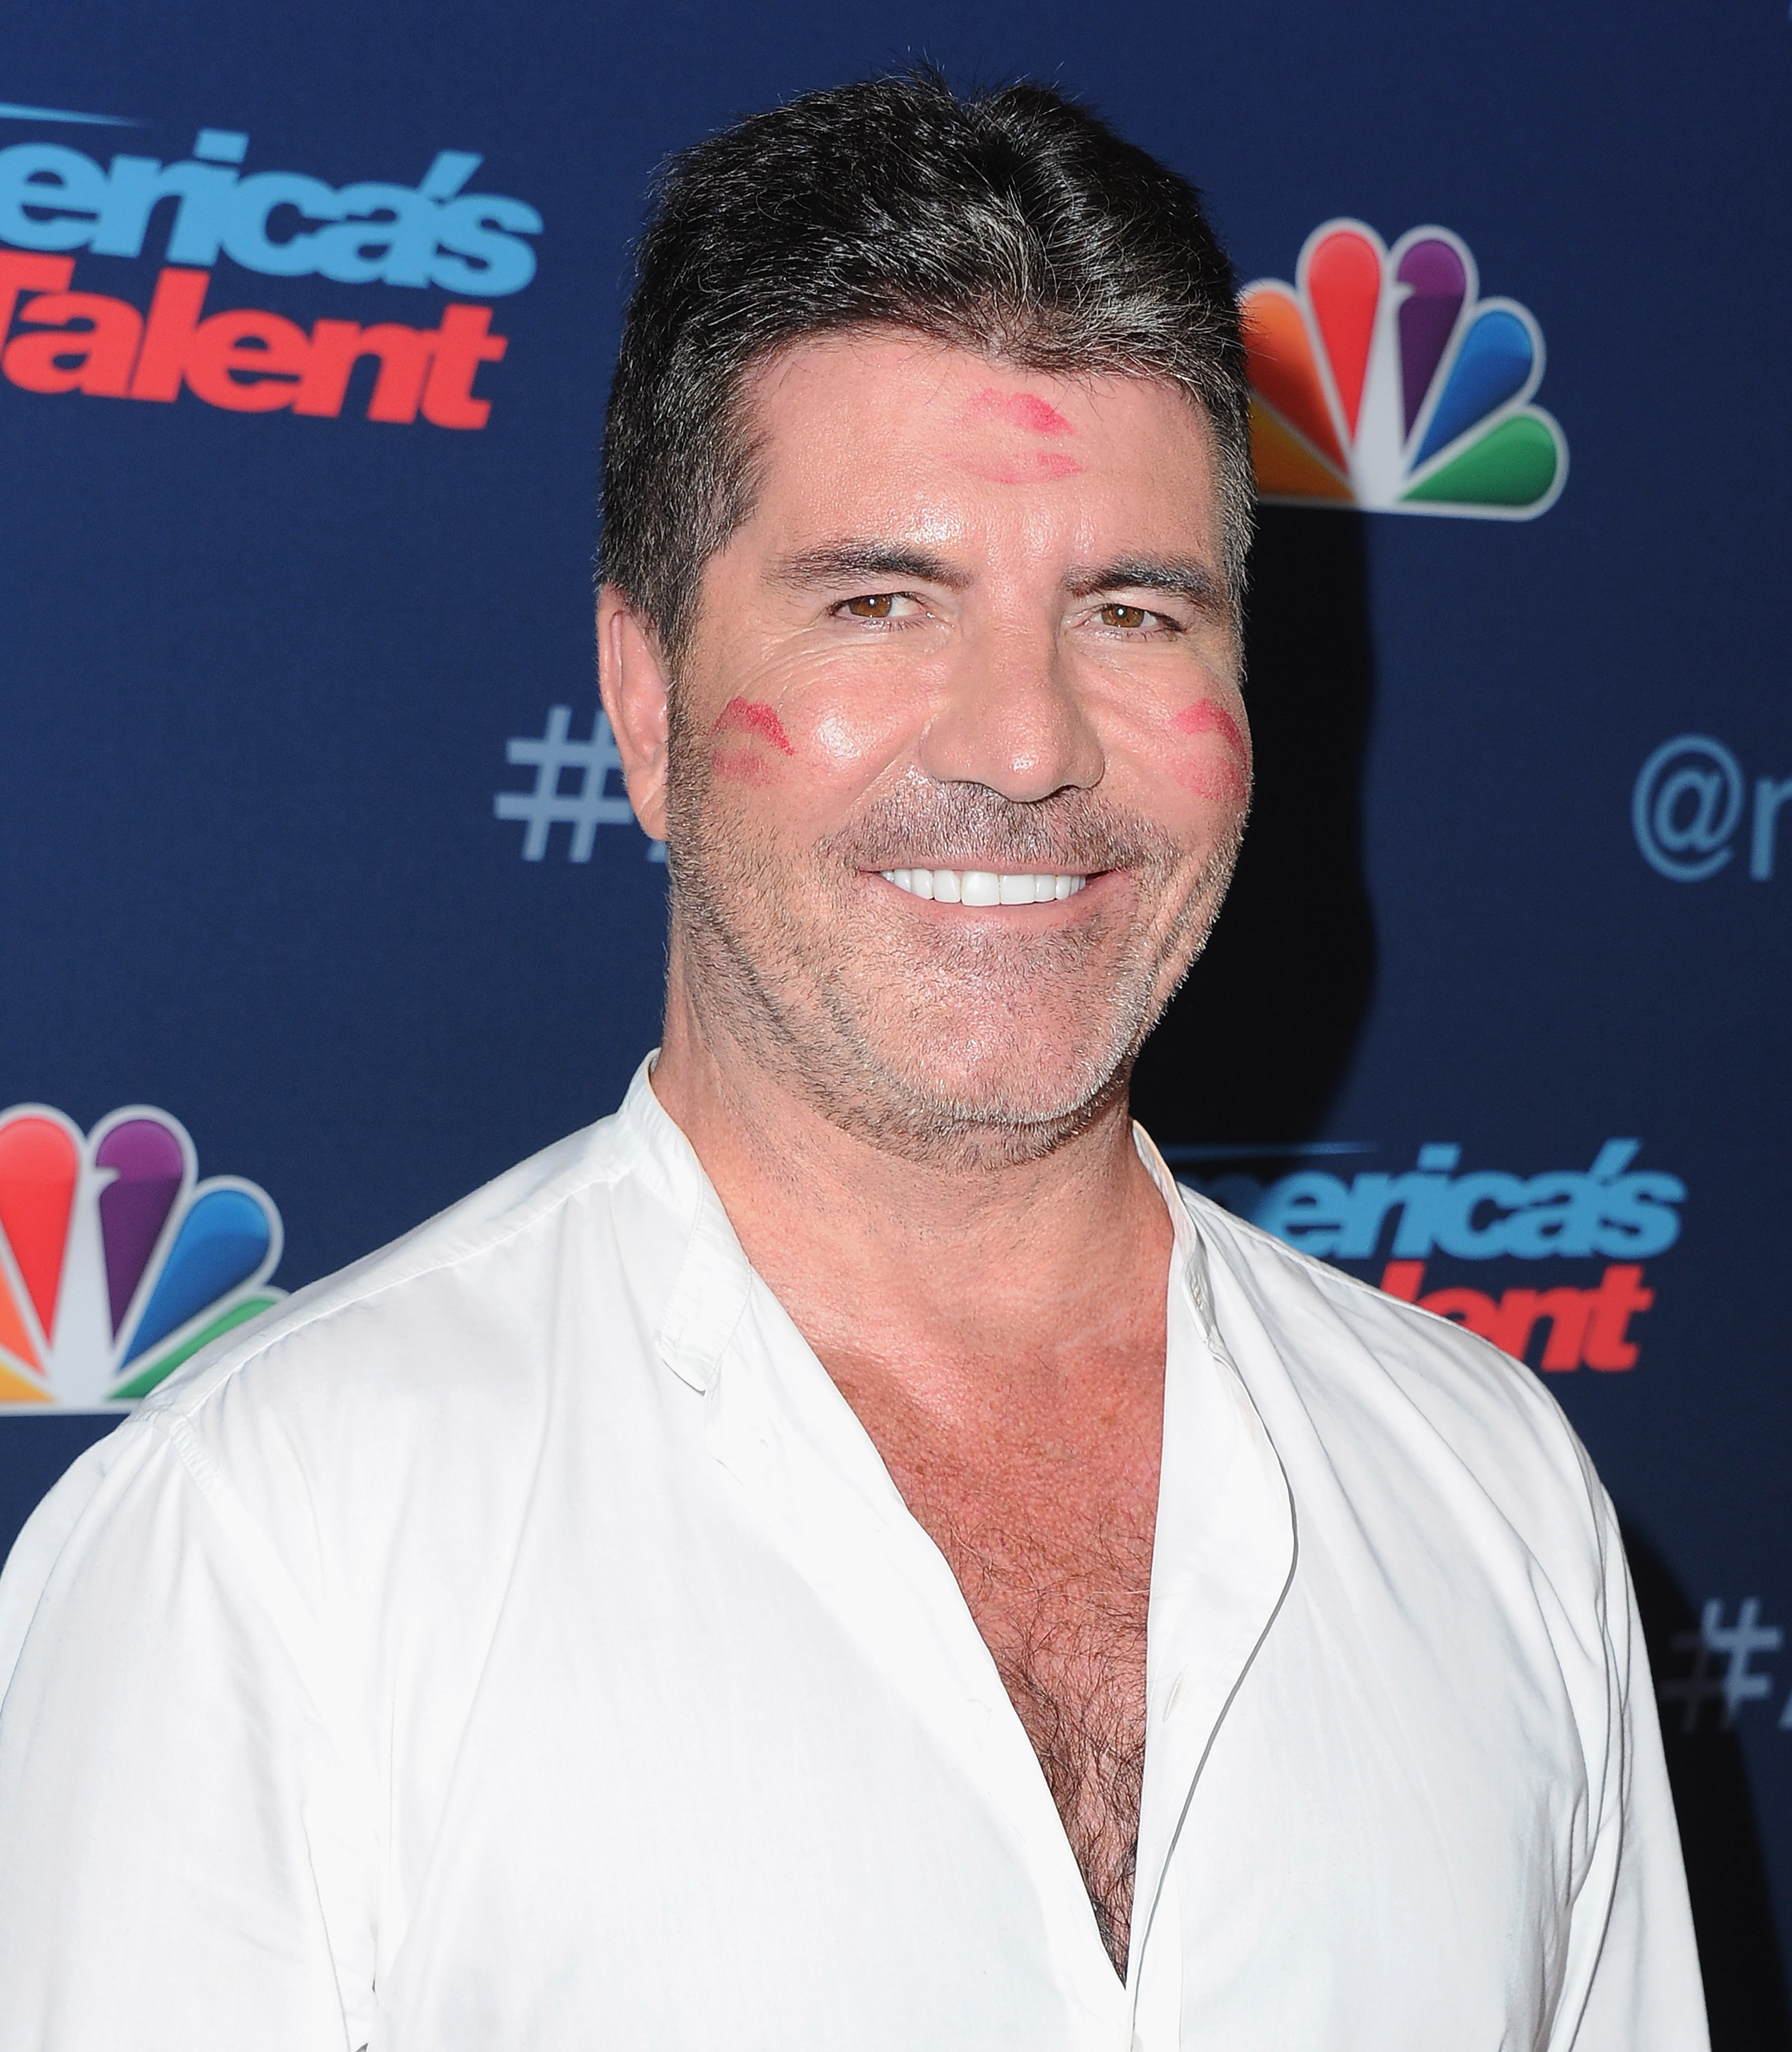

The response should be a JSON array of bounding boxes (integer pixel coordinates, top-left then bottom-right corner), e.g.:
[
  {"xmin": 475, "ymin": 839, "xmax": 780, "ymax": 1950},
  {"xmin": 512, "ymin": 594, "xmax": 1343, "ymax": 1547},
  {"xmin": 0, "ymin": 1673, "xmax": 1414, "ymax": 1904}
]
[
  {"xmin": 768, "ymin": 541, "xmax": 973, "ymax": 592},
  {"xmin": 767, "ymin": 542, "xmax": 1227, "ymax": 614},
  {"xmin": 1064, "ymin": 557, "xmax": 1228, "ymax": 615}
]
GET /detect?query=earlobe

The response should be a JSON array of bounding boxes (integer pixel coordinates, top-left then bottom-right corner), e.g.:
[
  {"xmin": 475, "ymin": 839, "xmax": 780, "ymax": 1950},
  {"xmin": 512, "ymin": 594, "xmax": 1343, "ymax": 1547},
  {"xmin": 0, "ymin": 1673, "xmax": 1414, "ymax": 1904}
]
[{"xmin": 597, "ymin": 587, "xmax": 672, "ymax": 843}]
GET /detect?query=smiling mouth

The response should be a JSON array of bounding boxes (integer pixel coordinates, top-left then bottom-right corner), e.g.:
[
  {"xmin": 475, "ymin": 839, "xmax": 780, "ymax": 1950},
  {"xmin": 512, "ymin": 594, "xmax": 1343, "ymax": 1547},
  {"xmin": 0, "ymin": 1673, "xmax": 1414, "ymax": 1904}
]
[{"xmin": 877, "ymin": 867, "xmax": 1091, "ymax": 905}]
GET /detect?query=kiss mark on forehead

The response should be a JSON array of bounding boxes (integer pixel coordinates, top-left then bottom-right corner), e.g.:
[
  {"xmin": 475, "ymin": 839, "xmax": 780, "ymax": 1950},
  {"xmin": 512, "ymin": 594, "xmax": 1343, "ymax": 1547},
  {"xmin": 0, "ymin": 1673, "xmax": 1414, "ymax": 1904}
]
[
  {"xmin": 965, "ymin": 386, "xmax": 1077, "ymax": 437},
  {"xmin": 712, "ymin": 696, "xmax": 795, "ymax": 754},
  {"xmin": 959, "ymin": 449, "xmax": 1083, "ymax": 484}
]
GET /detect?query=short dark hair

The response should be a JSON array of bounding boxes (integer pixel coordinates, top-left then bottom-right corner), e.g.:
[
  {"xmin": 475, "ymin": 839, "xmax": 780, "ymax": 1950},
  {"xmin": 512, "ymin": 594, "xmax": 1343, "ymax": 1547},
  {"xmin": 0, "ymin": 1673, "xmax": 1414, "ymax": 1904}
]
[{"xmin": 598, "ymin": 70, "xmax": 1252, "ymax": 655}]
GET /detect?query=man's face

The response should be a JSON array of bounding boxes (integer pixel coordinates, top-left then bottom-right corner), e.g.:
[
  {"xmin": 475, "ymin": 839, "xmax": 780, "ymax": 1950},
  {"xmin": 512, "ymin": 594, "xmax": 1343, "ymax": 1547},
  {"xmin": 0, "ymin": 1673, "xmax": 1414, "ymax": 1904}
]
[{"xmin": 659, "ymin": 333, "xmax": 1250, "ymax": 1161}]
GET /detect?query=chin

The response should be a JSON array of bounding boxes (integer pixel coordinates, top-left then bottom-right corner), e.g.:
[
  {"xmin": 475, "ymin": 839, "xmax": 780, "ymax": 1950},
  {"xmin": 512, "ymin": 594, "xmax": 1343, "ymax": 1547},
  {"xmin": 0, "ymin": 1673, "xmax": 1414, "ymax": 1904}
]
[{"xmin": 821, "ymin": 1001, "xmax": 1150, "ymax": 1165}]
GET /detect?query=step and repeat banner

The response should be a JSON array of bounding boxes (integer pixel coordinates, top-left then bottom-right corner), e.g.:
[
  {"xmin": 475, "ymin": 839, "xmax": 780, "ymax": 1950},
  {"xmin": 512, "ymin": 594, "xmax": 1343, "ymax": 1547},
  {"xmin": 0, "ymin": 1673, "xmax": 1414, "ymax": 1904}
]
[{"xmin": 1, "ymin": 0, "xmax": 1787, "ymax": 2038}]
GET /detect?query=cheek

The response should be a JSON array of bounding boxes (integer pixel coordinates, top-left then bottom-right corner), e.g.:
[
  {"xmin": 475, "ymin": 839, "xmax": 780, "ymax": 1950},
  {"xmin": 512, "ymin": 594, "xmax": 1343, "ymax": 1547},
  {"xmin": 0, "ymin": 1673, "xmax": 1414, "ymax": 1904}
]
[
  {"xmin": 713, "ymin": 695, "xmax": 795, "ymax": 752},
  {"xmin": 711, "ymin": 748, "xmax": 780, "ymax": 787},
  {"xmin": 704, "ymin": 689, "xmax": 906, "ymax": 806},
  {"xmin": 1170, "ymin": 698, "xmax": 1252, "ymax": 806},
  {"xmin": 808, "ymin": 701, "xmax": 906, "ymax": 767},
  {"xmin": 707, "ymin": 696, "xmax": 795, "ymax": 785}
]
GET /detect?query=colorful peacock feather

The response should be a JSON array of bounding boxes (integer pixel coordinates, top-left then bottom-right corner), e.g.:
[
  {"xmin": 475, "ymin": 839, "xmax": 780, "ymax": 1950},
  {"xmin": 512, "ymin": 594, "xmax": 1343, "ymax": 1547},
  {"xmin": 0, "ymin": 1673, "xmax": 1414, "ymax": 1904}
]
[
  {"xmin": 0, "ymin": 1105, "xmax": 282, "ymax": 1408},
  {"xmin": 1241, "ymin": 221, "xmax": 1567, "ymax": 518}
]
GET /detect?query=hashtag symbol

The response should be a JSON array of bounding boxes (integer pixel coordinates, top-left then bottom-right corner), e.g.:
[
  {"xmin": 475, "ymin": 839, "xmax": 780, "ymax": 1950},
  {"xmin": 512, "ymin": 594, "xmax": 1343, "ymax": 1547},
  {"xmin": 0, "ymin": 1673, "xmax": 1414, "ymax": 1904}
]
[
  {"xmin": 495, "ymin": 705, "xmax": 645, "ymax": 862},
  {"xmin": 1659, "ymin": 1599, "xmax": 1782, "ymax": 1733}
]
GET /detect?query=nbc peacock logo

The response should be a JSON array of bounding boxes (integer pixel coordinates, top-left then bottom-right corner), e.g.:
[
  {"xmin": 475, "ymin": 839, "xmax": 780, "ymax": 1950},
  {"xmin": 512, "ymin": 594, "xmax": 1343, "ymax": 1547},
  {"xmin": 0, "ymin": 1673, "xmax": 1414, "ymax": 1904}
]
[
  {"xmin": 0, "ymin": 1104, "xmax": 283, "ymax": 1410},
  {"xmin": 1241, "ymin": 220, "xmax": 1567, "ymax": 519}
]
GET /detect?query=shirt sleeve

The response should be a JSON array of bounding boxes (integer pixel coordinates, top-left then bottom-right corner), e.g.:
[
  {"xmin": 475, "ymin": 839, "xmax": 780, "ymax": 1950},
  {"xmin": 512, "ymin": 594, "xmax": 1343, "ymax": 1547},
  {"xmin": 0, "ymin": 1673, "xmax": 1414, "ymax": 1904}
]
[
  {"xmin": 0, "ymin": 1409, "xmax": 379, "ymax": 2051},
  {"xmin": 1551, "ymin": 1488, "xmax": 1710, "ymax": 2052}
]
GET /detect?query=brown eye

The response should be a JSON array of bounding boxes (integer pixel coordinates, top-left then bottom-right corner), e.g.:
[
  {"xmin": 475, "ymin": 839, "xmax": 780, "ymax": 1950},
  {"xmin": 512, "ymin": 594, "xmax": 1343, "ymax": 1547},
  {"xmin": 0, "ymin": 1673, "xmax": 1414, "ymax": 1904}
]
[
  {"xmin": 844, "ymin": 593, "xmax": 897, "ymax": 618},
  {"xmin": 1099, "ymin": 603, "xmax": 1150, "ymax": 630}
]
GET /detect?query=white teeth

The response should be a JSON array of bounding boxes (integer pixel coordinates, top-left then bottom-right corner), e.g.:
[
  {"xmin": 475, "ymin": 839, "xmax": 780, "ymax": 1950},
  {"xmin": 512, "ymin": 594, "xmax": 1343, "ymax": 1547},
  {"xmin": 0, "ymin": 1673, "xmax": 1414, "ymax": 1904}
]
[{"xmin": 880, "ymin": 869, "xmax": 1088, "ymax": 906}]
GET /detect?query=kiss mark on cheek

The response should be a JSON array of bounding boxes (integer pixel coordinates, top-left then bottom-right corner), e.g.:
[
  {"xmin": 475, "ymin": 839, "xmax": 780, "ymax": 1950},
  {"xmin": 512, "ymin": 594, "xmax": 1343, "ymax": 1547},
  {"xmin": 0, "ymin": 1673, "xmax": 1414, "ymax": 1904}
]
[
  {"xmin": 1171, "ymin": 698, "xmax": 1252, "ymax": 804},
  {"xmin": 711, "ymin": 749, "xmax": 778, "ymax": 787},
  {"xmin": 1180, "ymin": 763, "xmax": 1251, "ymax": 804},
  {"xmin": 1173, "ymin": 699, "xmax": 1248, "ymax": 755},
  {"xmin": 711, "ymin": 696, "xmax": 795, "ymax": 754},
  {"xmin": 965, "ymin": 386, "xmax": 1076, "ymax": 436}
]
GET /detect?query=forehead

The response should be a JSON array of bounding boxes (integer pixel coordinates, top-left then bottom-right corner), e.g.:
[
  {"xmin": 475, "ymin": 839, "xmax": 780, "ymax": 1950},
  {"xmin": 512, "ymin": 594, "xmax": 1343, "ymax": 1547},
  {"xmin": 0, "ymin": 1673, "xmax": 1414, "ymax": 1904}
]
[{"xmin": 737, "ymin": 332, "xmax": 1222, "ymax": 556}]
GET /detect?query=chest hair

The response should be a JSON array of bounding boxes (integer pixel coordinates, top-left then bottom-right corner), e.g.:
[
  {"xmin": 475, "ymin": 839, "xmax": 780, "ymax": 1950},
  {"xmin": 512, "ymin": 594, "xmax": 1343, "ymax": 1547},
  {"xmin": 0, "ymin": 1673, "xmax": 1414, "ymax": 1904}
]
[{"xmin": 902, "ymin": 1481, "xmax": 1154, "ymax": 1976}]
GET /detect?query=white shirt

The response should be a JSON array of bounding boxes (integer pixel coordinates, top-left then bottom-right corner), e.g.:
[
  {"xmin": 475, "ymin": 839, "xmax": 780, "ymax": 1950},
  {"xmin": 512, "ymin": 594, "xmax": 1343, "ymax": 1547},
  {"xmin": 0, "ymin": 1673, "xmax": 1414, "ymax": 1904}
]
[{"xmin": 0, "ymin": 1058, "xmax": 1707, "ymax": 2051}]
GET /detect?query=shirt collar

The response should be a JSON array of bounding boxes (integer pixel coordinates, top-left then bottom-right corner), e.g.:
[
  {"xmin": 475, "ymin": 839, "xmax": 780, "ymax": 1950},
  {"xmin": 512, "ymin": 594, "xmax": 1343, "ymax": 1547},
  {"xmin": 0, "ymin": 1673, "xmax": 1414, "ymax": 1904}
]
[
  {"xmin": 1131, "ymin": 1119, "xmax": 1219, "ymax": 1339},
  {"xmin": 620, "ymin": 1051, "xmax": 1221, "ymax": 1394},
  {"xmin": 611, "ymin": 1055, "xmax": 755, "ymax": 1395}
]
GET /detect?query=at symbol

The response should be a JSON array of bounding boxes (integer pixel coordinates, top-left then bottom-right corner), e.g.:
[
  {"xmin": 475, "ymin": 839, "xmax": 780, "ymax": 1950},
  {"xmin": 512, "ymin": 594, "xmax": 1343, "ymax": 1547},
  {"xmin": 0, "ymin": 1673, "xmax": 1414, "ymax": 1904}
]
[{"xmin": 1632, "ymin": 735, "xmax": 1745, "ymax": 882}]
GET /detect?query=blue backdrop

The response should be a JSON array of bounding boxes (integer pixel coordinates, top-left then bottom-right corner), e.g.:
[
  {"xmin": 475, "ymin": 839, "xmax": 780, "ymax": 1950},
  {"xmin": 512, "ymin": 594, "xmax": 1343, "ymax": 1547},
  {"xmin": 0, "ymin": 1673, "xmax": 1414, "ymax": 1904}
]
[{"xmin": 1, "ymin": 2, "xmax": 1786, "ymax": 2038}]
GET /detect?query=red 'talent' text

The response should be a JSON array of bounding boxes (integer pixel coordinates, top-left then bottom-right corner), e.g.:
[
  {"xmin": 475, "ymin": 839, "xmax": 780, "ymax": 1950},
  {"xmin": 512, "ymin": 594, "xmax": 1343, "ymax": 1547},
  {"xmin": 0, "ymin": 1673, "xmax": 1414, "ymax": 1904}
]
[{"xmin": 0, "ymin": 252, "xmax": 507, "ymax": 428}]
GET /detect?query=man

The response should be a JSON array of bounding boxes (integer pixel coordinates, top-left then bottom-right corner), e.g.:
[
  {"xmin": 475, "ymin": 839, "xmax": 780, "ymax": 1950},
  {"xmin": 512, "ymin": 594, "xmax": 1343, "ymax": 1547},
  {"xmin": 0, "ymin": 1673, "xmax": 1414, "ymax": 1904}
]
[{"xmin": 0, "ymin": 73, "xmax": 1705, "ymax": 2051}]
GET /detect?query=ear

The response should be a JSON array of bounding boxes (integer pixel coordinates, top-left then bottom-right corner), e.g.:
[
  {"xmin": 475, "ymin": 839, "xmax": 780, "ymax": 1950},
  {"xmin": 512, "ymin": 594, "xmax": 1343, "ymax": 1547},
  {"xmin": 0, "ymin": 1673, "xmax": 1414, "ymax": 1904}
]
[{"xmin": 597, "ymin": 586, "xmax": 672, "ymax": 844}]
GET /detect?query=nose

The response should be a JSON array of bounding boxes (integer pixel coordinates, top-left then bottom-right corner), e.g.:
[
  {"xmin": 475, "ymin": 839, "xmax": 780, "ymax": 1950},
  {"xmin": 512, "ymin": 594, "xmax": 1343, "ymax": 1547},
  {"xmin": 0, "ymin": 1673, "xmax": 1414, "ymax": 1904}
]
[{"xmin": 916, "ymin": 614, "xmax": 1105, "ymax": 802}]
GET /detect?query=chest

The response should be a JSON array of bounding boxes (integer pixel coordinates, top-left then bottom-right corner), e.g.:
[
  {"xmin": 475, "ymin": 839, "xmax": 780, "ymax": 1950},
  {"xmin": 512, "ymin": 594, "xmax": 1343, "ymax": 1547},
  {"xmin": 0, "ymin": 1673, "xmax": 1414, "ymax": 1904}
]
[
  {"xmin": 851, "ymin": 1399, "xmax": 1161, "ymax": 1968},
  {"xmin": 373, "ymin": 1466, "xmax": 1589, "ymax": 2052},
  {"xmin": 890, "ymin": 1449, "xmax": 1153, "ymax": 1728},
  {"xmin": 850, "ymin": 1373, "xmax": 1159, "ymax": 1720}
]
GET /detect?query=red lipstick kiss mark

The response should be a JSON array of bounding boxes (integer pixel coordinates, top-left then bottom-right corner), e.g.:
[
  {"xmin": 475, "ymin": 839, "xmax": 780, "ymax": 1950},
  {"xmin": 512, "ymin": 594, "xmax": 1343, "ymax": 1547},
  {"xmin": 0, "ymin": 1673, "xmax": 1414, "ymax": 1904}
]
[
  {"xmin": 712, "ymin": 696, "xmax": 795, "ymax": 754},
  {"xmin": 967, "ymin": 386, "xmax": 1075, "ymax": 436},
  {"xmin": 1172, "ymin": 699, "xmax": 1252, "ymax": 803},
  {"xmin": 1172, "ymin": 699, "xmax": 1248, "ymax": 759},
  {"xmin": 958, "ymin": 450, "xmax": 1083, "ymax": 484}
]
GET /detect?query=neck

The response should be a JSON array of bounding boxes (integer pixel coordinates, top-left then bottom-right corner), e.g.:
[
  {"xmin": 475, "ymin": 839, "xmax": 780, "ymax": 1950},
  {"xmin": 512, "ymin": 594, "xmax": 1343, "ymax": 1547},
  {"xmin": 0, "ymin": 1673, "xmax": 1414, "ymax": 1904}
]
[{"xmin": 650, "ymin": 952, "xmax": 1176, "ymax": 1420}]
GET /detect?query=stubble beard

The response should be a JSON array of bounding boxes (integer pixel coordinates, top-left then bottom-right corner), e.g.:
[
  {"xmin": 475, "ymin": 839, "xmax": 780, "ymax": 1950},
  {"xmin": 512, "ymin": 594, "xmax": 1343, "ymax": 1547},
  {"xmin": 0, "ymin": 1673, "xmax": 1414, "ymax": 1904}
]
[{"xmin": 663, "ymin": 741, "xmax": 1244, "ymax": 1171}]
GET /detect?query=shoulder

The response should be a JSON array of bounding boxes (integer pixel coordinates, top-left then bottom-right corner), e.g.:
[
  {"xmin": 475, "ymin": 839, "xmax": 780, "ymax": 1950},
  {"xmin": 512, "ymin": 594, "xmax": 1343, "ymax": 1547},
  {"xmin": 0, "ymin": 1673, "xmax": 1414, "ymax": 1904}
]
[
  {"xmin": 1, "ymin": 1106, "xmax": 672, "ymax": 1667},
  {"xmin": 1181, "ymin": 1183, "xmax": 1613, "ymax": 1579},
  {"xmin": 144, "ymin": 1103, "xmax": 653, "ymax": 1434}
]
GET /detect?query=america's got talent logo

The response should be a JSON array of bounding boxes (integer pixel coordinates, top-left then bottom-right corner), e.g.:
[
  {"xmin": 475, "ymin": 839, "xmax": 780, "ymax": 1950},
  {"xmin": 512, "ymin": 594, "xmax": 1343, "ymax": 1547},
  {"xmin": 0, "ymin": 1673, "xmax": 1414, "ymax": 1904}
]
[
  {"xmin": 1241, "ymin": 220, "xmax": 1568, "ymax": 518},
  {"xmin": 0, "ymin": 1104, "xmax": 282, "ymax": 1410},
  {"xmin": 0, "ymin": 102, "xmax": 538, "ymax": 429}
]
